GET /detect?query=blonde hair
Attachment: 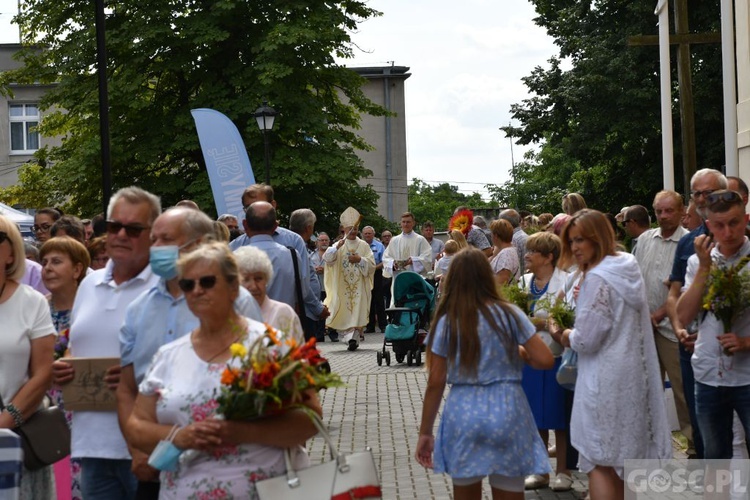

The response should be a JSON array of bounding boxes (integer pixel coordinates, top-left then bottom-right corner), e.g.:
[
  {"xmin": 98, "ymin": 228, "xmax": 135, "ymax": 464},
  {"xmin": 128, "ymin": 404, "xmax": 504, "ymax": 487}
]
[
  {"xmin": 443, "ymin": 239, "xmax": 459, "ymax": 255},
  {"xmin": 0, "ymin": 215, "xmax": 26, "ymax": 281},
  {"xmin": 449, "ymin": 230, "xmax": 468, "ymax": 250},
  {"xmin": 562, "ymin": 192, "xmax": 587, "ymax": 215},
  {"xmin": 526, "ymin": 231, "xmax": 562, "ymax": 267},
  {"xmin": 177, "ymin": 242, "xmax": 238, "ymax": 288}
]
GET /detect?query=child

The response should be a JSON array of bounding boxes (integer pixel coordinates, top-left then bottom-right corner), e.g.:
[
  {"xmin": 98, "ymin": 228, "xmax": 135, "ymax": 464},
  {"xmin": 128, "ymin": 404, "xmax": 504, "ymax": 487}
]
[
  {"xmin": 416, "ymin": 248, "xmax": 554, "ymax": 500},
  {"xmin": 434, "ymin": 239, "xmax": 458, "ymax": 279}
]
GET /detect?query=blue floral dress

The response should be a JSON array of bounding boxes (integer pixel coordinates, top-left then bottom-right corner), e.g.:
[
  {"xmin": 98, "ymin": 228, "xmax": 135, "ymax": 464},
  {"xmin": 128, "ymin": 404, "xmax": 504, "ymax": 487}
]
[{"xmin": 430, "ymin": 304, "xmax": 551, "ymax": 479}]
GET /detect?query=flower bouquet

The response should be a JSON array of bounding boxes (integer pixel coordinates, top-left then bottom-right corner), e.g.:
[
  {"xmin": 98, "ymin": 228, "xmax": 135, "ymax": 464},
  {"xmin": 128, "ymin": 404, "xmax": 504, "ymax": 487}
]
[
  {"xmin": 536, "ymin": 296, "xmax": 576, "ymax": 330},
  {"xmin": 703, "ymin": 256, "xmax": 750, "ymax": 356},
  {"xmin": 216, "ymin": 325, "xmax": 343, "ymax": 420},
  {"xmin": 500, "ymin": 284, "xmax": 533, "ymax": 316}
]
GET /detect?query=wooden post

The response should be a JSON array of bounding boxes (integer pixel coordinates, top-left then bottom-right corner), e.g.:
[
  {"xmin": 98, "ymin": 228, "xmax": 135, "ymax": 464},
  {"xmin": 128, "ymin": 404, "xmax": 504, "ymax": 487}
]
[{"xmin": 674, "ymin": 0, "xmax": 697, "ymax": 192}]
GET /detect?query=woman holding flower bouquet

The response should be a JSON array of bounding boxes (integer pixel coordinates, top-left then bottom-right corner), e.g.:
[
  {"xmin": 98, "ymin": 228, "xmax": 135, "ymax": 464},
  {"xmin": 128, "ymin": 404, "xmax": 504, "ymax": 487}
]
[
  {"xmin": 518, "ymin": 232, "xmax": 572, "ymax": 492},
  {"xmin": 416, "ymin": 248, "xmax": 554, "ymax": 499},
  {"xmin": 557, "ymin": 210, "xmax": 670, "ymax": 499},
  {"xmin": 126, "ymin": 243, "xmax": 322, "ymax": 499},
  {"xmin": 40, "ymin": 236, "xmax": 90, "ymax": 500}
]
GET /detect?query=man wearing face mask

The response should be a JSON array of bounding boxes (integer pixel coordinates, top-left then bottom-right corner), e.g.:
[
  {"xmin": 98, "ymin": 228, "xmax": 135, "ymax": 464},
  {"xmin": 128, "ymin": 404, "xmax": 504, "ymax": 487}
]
[{"xmin": 115, "ymin": 206, "xmax": 261, "ymax": 499}]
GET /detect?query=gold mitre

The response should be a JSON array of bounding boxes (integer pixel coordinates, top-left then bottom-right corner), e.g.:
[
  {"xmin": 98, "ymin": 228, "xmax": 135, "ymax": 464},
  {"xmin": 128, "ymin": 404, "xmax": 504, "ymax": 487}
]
[{"xmin": 340, "ymin": 207, "xmax": 362, "ymax": 228}]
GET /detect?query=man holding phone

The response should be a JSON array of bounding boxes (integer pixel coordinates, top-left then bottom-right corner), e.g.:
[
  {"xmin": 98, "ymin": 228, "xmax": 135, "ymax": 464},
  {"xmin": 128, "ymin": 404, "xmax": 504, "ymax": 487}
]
[
  {"xmin": 676, "ymin": 189, "xmax": 750, "ymax": 459},
  {"xmin": 665, "ymin": 168, "xmax": 727, "ymax": 459}
]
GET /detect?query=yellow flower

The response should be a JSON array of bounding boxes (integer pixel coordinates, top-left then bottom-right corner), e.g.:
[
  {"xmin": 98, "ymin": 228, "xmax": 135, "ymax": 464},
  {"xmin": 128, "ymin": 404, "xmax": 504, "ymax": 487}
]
[{"xmin": 229, "ymin": 343, "xmax": 247, "ymax": 358}]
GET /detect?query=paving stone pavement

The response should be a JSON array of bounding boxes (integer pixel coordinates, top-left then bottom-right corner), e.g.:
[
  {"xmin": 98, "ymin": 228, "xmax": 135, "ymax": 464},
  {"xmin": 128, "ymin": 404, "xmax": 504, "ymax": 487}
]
[{"xmin": 307, "ymin": 331, "xmax": 590, "ymax": 499}]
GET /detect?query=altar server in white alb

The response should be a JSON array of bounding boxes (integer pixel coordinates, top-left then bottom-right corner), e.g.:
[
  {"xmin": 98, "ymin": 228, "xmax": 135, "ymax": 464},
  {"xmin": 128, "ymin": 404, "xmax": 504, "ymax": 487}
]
[
  {"xmin": 324, "ymin": 207, "xmax": 375, "ymax": 351},
  {"xmin": 382, "ymin": 212, "xmax": 433, "ymax": 282}
]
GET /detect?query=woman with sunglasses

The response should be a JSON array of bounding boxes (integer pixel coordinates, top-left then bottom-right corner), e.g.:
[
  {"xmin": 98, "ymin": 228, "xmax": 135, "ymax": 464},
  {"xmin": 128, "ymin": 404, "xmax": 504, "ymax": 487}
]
[
  {"xmin": 126, "ymin": 243, "xmax": 321, "ymax": 499},
  {"xmin": 0, "ymin": 215, "xmax": 57, "ymax": 498},
  {"xmin": 556, "ymin": 210, "xmax": 670, "ymax": 499}
]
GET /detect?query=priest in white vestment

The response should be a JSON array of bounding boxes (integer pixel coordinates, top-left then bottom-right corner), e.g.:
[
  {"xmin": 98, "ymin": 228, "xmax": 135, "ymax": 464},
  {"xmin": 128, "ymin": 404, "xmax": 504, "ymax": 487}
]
[
  {"xmin": 324, "ymin": 207, "xmax": 375, "ymax": 351},
  {"xmin": 382, "ymin": 212, "xmax": 433, "ymax": 284}
]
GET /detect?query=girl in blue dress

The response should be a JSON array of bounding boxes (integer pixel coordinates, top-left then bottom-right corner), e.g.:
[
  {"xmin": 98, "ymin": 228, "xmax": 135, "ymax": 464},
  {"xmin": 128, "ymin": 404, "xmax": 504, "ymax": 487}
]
[{"xmin": 416, "ymin": 248, "xmax": 554, "ymax": 499}]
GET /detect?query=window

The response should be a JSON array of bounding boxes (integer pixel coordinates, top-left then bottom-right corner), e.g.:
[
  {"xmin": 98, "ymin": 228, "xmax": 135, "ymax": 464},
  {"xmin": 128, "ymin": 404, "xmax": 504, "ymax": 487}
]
[{"xmin": 9, "ymin": 103, "xmax": 40, "ymax": 153}]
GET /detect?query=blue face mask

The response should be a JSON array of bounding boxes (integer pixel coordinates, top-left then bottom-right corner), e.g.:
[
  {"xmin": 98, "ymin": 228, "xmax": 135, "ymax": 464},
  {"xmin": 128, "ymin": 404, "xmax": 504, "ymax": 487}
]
[{"xmin": 150, "ymin": 245, "xmax": 179, "ymax": 279}]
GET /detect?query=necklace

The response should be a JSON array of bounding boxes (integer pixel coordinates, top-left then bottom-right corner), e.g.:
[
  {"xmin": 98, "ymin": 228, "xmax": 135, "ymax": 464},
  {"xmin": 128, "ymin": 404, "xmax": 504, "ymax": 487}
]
[
  {"xmin": 194, "ymin": 318, "xmax": 247, "ymax": 363},
  {"xmin": 530, "ymin": 275, "xmax": 550, "ymax": 297}
]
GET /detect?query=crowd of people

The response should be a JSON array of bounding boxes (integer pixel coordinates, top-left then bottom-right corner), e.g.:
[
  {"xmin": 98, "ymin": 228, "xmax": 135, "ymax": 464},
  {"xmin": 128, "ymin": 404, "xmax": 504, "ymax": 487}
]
[
  {"xmin": 417, "ymin": 168, "xmax": 750, "ymax": 500},
  {"xmin": 1, "ymin": 168, "xmax": 749, "ymax": 499}
]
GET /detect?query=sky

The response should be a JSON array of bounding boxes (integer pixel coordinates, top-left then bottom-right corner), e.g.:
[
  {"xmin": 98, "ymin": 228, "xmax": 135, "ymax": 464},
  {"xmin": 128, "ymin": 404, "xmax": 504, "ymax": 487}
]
[{"xmin": 0, "ymin": 0, "xmax": 559, "ymax": 199}]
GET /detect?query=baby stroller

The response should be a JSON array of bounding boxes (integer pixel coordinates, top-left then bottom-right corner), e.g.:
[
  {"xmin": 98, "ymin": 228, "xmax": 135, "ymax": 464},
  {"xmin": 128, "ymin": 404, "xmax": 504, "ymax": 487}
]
[{"xmin": 377, "ymin": 271, "xmax": 435, "ymax": 367}]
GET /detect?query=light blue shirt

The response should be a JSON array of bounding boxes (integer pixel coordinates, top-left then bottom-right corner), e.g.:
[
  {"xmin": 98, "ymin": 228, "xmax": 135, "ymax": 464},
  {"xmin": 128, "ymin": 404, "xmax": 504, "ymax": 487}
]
[
  {"xmin": 368, "ymin": 239, "xmax": 385, "ymax": 265},
  {"xmin": 231, "ymin": 228, "xmax": 324, "ymax": 316},
  {"xmin": 120, "ymin": 279, "xmax": 262, "ymax": 383}
]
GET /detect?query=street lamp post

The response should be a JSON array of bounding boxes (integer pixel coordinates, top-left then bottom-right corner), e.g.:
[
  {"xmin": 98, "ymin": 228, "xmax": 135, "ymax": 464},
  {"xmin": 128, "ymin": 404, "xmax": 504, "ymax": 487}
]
[{"xmin": 253, "ymin": 102, "xmax": 277, "ymax": 184}]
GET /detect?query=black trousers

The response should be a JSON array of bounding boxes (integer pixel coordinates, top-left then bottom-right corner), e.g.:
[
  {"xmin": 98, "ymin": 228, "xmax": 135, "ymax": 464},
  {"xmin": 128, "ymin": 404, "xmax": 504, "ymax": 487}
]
[{"xmin": 368, "ymin": 269, "xmax": 386, "ymax": 330}]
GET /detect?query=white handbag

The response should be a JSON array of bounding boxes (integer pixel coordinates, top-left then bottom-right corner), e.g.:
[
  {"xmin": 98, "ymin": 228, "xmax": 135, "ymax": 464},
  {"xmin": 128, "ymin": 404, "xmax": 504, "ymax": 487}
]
[{"xmin": 256, "ymin": 414, "xmax": 381, "ymax": 500}]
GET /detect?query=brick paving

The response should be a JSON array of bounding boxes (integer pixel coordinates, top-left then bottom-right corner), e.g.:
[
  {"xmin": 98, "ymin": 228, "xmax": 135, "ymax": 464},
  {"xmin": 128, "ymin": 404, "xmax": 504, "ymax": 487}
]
[{"xmin": 308, "ymin": 332, "xmax": 593, "ymax": 499}]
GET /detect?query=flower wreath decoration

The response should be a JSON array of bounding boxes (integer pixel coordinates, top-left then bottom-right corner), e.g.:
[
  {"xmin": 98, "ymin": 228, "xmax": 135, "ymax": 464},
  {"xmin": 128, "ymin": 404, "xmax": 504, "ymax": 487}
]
[{"xmin": 449, "ymin": 209, "xmax": 474, "ymax": 236}]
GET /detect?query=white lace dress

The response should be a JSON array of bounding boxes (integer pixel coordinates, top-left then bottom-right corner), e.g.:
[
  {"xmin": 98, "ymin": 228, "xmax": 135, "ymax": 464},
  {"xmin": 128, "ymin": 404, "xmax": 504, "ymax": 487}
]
[{"xmin": 568, "ymin": 253, "xmax": 671, "ymax": 474}]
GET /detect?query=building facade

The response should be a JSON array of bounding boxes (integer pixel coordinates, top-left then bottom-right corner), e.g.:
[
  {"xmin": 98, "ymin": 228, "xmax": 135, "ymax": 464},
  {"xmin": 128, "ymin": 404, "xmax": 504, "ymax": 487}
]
[
  {"xmin": 351, "ymin": 65, "xmax": 410, "ymax": 222},
  {"xmin": 0, "ymin": 44, "xmax": 61, "ymax": 187}
]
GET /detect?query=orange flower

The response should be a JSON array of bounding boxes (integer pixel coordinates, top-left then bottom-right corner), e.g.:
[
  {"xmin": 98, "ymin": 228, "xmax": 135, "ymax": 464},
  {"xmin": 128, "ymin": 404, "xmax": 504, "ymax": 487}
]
[
  {"xmin": 449, "ymin": 209, "xmax": 474, "ymax": 236},
  {"xmin": 221, "ymin": 367, "xmax": 239, "ymax": 385}
]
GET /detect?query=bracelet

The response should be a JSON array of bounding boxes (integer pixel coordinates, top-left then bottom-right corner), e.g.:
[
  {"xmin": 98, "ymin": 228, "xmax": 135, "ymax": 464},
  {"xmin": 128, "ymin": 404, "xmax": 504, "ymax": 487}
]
[{"xmin": 5, "ymin": 403, "xmax": 24, "ymax": 427}]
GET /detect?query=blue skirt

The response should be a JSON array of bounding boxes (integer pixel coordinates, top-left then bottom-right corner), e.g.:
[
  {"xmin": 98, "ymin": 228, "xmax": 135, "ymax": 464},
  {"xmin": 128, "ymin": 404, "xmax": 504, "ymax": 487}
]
[
  {"xmin": 434, "ymin": 381, "xmax": 551, "ymax": 478},
  {"xmin": 521, "ymin": 358, "xmax": 567, "ymax": 430}
]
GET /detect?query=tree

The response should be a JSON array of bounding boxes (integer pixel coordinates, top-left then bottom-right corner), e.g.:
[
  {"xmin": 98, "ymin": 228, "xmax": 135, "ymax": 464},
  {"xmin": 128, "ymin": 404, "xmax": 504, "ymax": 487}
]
[
  {"xmin": 408, "ymin": 179, "xmax": 492, "ymax": 231},
  {"xmin": 0, "ymin": 0, "xmax": 386, "ymax": 232},
  {"xmin": 506, "ymin": 0, "xmax": 724, "ymax": 214}
]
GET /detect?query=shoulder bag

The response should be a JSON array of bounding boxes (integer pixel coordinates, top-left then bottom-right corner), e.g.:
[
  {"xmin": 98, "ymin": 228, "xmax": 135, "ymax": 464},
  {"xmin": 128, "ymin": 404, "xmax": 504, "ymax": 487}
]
[
  {"xmin": 256, "ymin": 412, "xmax": 381, "ymax": 499},
  {"xmin": 0, "ymin": 394, "xmax": 70, "ymax": 471}
]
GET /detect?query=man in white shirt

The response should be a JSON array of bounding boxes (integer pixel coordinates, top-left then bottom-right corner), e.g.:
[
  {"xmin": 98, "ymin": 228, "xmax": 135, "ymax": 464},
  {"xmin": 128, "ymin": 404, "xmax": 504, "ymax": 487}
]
[
  {"xmin": 382, "ymin": 212, "xmax": 432, "ymax": 283},
  {"xmin": 54, "ymin": 187, "xmax": 161, "ymax": 500},
  {"xmin": 634, "ymin": 190, "xmax": 692, "ymax": 451},
  {"xmin": 677, "ymin": 189, "xmax": 750, "ymax": 459}
]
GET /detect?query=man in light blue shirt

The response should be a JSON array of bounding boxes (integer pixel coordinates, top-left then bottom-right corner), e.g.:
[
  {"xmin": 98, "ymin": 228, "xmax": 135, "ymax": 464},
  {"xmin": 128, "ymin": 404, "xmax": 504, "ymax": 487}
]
[
  {"xmin": 229, "ymin": 184, "xmax": 326, "ymax": 321},
  {"xmin": 116, "ymin": 207, "xmax": 261, "ymax": 496}
]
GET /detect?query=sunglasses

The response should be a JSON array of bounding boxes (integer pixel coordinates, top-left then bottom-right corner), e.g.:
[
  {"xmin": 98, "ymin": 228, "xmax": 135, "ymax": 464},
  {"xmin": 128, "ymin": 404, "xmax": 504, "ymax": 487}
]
[
  {"xmin": 177, "ymin": 275, "xmax": 218, "ymax": 293},
  {"xmin": 106, "ymin": 220, "xmax": 150, "ymax": 238},
  {"xmin": 706, "ymin": 190, "xmax": 742, "ymax": 207},
  {"xmin": 0, "ymin": 231, "xmax": 8, "ymax": 244},
  {"xmin": 690, "ymin": 189, "xmax": 716, "ymax": 199},
  {"xmin": 32, "ymin": 224, "xmax": 52, "ymax": 233}
]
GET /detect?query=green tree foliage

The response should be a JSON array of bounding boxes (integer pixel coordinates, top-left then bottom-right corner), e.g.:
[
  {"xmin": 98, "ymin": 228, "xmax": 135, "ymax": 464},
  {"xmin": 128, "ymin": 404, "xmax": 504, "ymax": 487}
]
[
  {"xmin": 408, "ymin": 179, "xmax": 492, "ymax": 231},
  {"xmin": 0, "ymin": 0, "xmax": 386, "ymax": 231},
  {"xmin": 505, "ymin": 0, "xmax": 724, "ymax": 214}
]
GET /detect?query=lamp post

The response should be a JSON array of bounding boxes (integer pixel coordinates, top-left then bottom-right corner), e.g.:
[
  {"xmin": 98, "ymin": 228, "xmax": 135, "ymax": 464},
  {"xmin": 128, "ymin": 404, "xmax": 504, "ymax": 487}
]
[{"xmin": 253, "ymin": 102, "xmax": 277, "ymax": 184}]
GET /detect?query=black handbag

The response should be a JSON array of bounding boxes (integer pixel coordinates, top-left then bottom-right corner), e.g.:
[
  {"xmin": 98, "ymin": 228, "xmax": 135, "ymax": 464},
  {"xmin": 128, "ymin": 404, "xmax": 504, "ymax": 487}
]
[{"xmin": 0, "ymin": 394, "xmax": 70, "ymax": 470}]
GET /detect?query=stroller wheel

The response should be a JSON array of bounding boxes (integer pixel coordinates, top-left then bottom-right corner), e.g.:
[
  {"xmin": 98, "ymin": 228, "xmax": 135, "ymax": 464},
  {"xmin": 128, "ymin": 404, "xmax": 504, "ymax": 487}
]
[
  {"xmin": 415, "ymin": 349, "xmax": 422, "ymax": 366},
  {"xmin": 385, "ymin": 350, "xmax": 391, "ymax": 366},
  {"xmin": 396, "ymin": 352, "xmax": 404, "ymax": 364},
  {"xmin": 407, "ymin": 350, "xmax": 414, "ymax": 367},
  {"xmin": 376, "ymin": 351, "xmax": 383, "ymax": 366}
]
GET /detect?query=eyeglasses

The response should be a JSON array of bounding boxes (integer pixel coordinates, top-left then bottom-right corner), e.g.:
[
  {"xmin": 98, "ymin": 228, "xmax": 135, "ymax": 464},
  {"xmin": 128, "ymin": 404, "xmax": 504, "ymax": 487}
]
[
  {"xmin": 706, "ymin": 190, "xmax": 742, "ymax": 207},
  {"xmin": 106, "ymin": 220, "xmax": 150, "ymax": 238},
  {"xmin": 690, "ymin": 189, "xmax": 716, "ymax": 199},
  {"xmin": 0, "ymin": 231, "xmax": 8, "ymax": 244},
  {"xmin": 32, "ymin": 224, "xmax": 52, "ymax": 233},
  {"xmin": 177, "ymin": 275, "xmax": 218, "ymax": 293},
  {"xmin": 620, "ymin": 219, "xmax": 633, "ymax": 227}
]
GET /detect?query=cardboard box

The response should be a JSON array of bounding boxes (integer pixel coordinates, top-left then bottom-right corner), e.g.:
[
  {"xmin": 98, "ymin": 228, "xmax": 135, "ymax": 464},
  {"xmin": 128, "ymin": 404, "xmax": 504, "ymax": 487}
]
[{"xmin": 60, "ymin": 357, "xmax": 119, "ymax": 412}]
